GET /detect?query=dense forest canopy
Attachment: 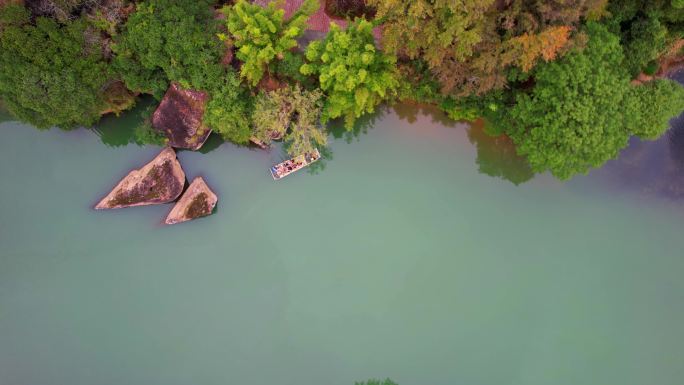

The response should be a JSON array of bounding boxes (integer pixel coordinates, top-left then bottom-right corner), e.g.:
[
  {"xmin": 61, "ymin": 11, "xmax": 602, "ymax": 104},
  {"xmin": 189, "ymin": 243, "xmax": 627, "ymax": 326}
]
[
  {"xmin": 112, "ymin": 0, "xmax": 224, "ymax": 98},
  {"xmin": 0, "ymin": 4, "xmax": 118, "ymax": 129},
  {"xmin": 2, "ymin": 0, "xmax": 684, "ymax": 179}
]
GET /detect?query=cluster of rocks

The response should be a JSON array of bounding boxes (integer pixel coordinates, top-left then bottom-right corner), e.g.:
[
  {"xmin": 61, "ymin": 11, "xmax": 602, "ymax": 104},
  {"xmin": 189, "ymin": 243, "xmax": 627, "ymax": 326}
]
[
  {"xmin": 95, "ymin": 82, "xmax": 220, "ymax": 225},
  {"xmin": 95, "ymin": 147, "xmax": 217, "ymax": 224}
]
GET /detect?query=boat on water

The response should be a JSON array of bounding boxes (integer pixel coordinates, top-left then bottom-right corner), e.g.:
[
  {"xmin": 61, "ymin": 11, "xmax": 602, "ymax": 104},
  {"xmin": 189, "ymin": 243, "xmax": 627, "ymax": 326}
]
[{"xmin": 270, "ymin": 149, "xmax": 321, "ymax": 180}]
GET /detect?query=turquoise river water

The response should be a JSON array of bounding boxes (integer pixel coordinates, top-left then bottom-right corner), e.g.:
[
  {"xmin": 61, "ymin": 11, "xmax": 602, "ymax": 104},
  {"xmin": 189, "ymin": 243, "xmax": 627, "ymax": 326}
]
[{"xmin": 1, "ymin": 102, "xmax": 684, "ymax": 385}]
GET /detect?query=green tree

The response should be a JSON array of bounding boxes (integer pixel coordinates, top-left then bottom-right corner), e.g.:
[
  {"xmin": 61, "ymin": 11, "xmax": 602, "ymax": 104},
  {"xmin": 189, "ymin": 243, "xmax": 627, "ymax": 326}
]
[
  {"xmin": 274, "ymin": 51, "xmax": 314, "ymax": 87},
  {"xmin": 223, "ymin": 0, "xmax": 318, "ymax": 86},
  {"xmin": 112, "ymin": 0, "xmax": 224, "ymax": 98},
  {"xmin": 507, "ymin": 22, "xmax": 684, "ymax": 179},
  {"xmin": 0, "ymin": 5, "xmax": 113, "ymax": 129},
  {"xmin": 367, "ymin": 0, "xmax": 493, "ymax": 67},
  {"xmin": 301, "ymin": 19, "xmax": 399, "ymax": 129},
  {"xmin": 622, "ymin": 16, "xmax": 668, "ymax": 77},
  {"xmin": 368, "ymin": 0, "xmax": 606, "ymax": 97},
  {"xmin": 252, "ymin": 85, "xmax": 326, "ymax": 155},
  {"xmin": 204, "ymin": 71, "xmax": 253, "ymax": 144},
  {"xmin": 507, "ymin": 23, "xmax": 629, "ymax": 179},
  {"xmin": 626, "ymin": 79, "xmax": 684, "ymax": 140}
]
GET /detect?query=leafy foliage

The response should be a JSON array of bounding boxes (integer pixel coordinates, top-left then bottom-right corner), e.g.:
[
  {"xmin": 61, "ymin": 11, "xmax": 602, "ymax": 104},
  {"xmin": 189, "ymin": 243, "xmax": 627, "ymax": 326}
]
[
  {"xmin": 126, "ymin": 102, "xmax": 166, "ymax": 146},
  {"xmin": 301, "ymin": 19, "xmax": 399, "ymax": 129},
  {"xmin": 625, "ymin": 79, "xmax": 684, "ymax": 140},
  {"xmin": 505, "ymin": 26, "xmax": 572, "ymax": 72},
  {"xmin": 134, "ymin": 121, "xmax": 168, "ymax": 146},
  {"xmin": 396, "ymin": 60, "xmax": 442, "ymax": 105},
  {"xmin": 113, "ymin": 0, "xmax": 224, "ymax": 98},
  {"xmin": 623, "ymin": 16, "xmax": 668, "ymax": 77},
  {"xmin": 223, "ymin": 0, "xmax": 318, "ymax": 86},
  {"xmin": 368, "ymin": 0, "xmax": 492, "ymax": 67},
  {"xmin": 274, "ymin": 51, "xmax": 314, "ymax": 87},
  {"xmin": 467, "ymin": 123, "xmax": 535, "ymax": 185},
  {"xmin": 507, "ymin": 22, "xmax": 684, "ymax": 179},
  {"xmin": 0, "ymin": 5, "xmax": 113, "ymax": 129},
  {"xmin": 507, "ymin": 23, "xmax": 630, "ymax": 179},
  {"xmin": 252, "ymin": 85, "xmax": 326, "ymax": 155},
  {"xmin": 203, "ymin": 71, "xmax": 253, "ymax": 144},
  {"xmin": 369, "ymin": 0, "xmax": 603, "ymax": 97}
]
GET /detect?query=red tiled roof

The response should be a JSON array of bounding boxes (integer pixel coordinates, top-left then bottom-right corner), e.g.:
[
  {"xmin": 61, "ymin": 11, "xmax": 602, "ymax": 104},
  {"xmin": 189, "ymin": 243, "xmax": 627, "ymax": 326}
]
[{"xmin": 253, "ymin": 0, "xmax": 382, "ymax": 40}]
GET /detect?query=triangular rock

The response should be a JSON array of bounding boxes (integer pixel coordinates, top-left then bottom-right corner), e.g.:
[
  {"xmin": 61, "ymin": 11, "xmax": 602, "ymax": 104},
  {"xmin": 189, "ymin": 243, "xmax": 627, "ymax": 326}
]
[
  {"xmin": 95, "ymin": 147, "xmax": 185, "ymax": 209},
  {"xmin": 165, "ymin": 177, "xmax": 218, "ymax": 225}
]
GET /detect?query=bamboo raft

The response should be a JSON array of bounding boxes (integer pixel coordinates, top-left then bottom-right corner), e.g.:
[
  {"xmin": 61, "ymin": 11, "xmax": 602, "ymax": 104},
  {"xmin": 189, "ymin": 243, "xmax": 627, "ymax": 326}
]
[{"xmin": 270, "ymin": 149, "xmax": 321, "ymax": 180}]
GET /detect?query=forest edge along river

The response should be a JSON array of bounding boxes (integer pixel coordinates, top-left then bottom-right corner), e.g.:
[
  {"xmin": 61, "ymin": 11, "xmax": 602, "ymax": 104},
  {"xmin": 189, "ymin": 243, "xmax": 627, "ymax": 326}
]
[{"xmin": 2, "ymin": 1, "xmax": 684, "ymax": 384}]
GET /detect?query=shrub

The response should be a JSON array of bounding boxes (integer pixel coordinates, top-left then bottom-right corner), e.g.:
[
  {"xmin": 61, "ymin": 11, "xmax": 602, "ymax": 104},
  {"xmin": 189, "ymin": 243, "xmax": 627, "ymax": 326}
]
[
  {"xmin": 204, "ymin": 71, "xmax": 253, "ymax": 144},
  {"xmin": 252, "ymin": 85, "xmax": 326, "ymax": 155},
  {"xmin": 301, "ymin": 19, "xmax": 399, "ymax": 129},
  {"xmin": 223, "ymin": 0, "xmax": 318, "ymax": 86}
]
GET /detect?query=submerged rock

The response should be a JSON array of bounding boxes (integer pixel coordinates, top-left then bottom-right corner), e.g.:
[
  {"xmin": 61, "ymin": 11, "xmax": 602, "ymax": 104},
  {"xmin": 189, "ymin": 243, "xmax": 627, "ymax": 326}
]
[
  {"xmin": 95, "ymin": 147, "xmax": 185, "ymax": 209},
  {"xmin": 152, "ymin": 82, "xmax": 212, "ymax": 151},
  {"xmin": 165, "ymin": 177, "xmax": 218, "ymax": 225}
]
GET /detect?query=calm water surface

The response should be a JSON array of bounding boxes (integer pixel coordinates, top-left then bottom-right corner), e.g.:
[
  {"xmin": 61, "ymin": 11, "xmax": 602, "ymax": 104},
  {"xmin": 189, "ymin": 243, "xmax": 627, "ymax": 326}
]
[{"xmin": 1, "ymin": 103, "xmax": 684, "ymax": 385}]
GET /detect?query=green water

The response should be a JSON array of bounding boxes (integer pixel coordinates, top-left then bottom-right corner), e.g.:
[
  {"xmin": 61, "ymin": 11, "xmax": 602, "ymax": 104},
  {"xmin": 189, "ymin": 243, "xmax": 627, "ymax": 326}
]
[{"xmin": 1, "ymin": 105, "xmax": 684, "ymax": 385}]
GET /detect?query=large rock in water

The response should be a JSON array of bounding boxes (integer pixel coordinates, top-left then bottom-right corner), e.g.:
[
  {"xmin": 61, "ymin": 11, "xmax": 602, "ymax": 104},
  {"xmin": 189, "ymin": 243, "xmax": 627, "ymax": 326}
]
[
  {"xmin": 95, "ymin": 147, "xmax": 185, "ymax": 209},
  {"xmin": 152, "ymin": 82, "xmax": 212, "ymax": 151},
  {"xmin": 165, "ymin": 177, "xmax": 218, "ymax": 225}
]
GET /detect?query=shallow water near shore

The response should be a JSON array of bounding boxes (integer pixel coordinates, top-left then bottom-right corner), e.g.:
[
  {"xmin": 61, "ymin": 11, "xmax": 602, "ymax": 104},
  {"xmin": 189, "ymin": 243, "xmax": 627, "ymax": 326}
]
[{"xmin": 1, "ymin": 103, "xmax": 684, "ymax": 385}]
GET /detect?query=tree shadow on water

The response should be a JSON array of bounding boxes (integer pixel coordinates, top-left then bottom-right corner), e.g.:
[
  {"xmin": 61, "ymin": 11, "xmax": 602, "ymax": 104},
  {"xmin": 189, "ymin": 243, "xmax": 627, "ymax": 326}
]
[
  {"xmin": 669, "ymin": 114, "xmax": 684, "ymax": 170},
  {"xmin": 328, "ymin": 107, "xmax": 386, "ymax": 143},
  {"xmin": 307, "ymin": 145, "xmax": 332, "ymax": 174},
  {"xmin": 466, "ymin": 120, "xmax": 535, "ymax": 185},
  {"xmin": 90, "ymin": 96, "xmax": 156, "ymax": 147},
  {"xmin": 597, "ymin": 109, "xmax": 684, "ymax": 201},
  {"xmin": 392, "ymin": 102, "xmax": 457, "ymax": 127},
  {"xmin": 197, "ymin": 133, "xmax": 225, "ymax": 154},
  {"xmin": 312, "ymin": 108, "xmax": 389, "ymax": 174},
  {"xmin": 0, "ymin": 105, "xmax": 13, "ymax": 124}
]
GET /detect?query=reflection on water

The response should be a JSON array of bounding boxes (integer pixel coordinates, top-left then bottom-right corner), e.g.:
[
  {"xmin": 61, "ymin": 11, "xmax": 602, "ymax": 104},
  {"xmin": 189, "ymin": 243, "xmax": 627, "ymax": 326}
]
[
  {"xmin": 0, "ymin": 105, "xmax": 12, "ymax": 124},
  {"xmin": 466, "ymin": 120, "xmax": 534, "ymax": 185},
  {"xmin": 17, "ymin": 81, "xmax": 684, "ymax": 198},
  {"xmin": 82, "ymin": 98, "xmax": 541, "ymax": 185},
  {"xmin": 392, "ymin": 102, "xmax": 456, "ymax": 127},
  {"xmin": 592, "ymin": 115, "xmax": 684, "ymax": 199},
  {"xmin": 306, "ymin": 145, "xmax": 331, "ymax": 174},
  {"xmin": 670, "ymin": 117, "xmax": 684, "ymax": 168},
  {"xmin": 197, "ymin": 133, "xmax": 225, "ymax": 154},
  {"xmin": 90, "ymin": 96, "xmax": 156, "ymax": 147},
  {"xmin": 328, "ymin": 106, "xmax": 386, "ymax": 143},
  {"xmin": 392, "ymin": 103, "xmax": 534, "ymax": 185}
]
